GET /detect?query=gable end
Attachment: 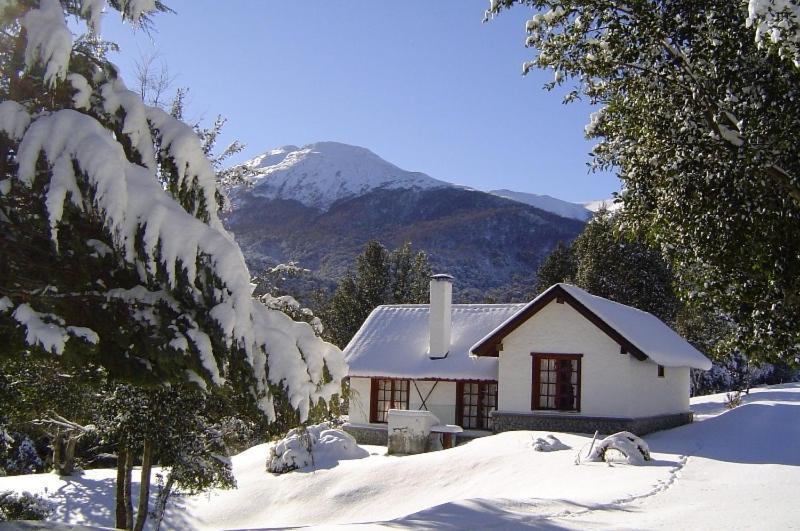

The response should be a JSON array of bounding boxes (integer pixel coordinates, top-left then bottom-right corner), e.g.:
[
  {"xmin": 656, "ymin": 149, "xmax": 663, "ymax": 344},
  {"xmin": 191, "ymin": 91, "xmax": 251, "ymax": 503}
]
[{"xmin": 471, "ymin": 285, "xmax": 648, "ymax": 362}]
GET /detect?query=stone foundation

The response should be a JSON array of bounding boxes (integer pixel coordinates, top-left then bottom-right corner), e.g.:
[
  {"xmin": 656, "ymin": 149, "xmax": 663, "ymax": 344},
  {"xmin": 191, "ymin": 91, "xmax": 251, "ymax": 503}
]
[
  {"xmin": 343, "ymin": 424, "xmax": 388, "ymax": 446},
  {"xmin": 491, "ymin": 411, "xmax": 693, "ymax": 436}
]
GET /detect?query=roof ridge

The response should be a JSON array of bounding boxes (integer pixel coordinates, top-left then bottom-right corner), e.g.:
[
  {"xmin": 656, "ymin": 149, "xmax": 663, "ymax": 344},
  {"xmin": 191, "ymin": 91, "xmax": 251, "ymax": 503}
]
[{"xmin": 375, "ymin": 303, "xmax": 527, "ymax": 309}]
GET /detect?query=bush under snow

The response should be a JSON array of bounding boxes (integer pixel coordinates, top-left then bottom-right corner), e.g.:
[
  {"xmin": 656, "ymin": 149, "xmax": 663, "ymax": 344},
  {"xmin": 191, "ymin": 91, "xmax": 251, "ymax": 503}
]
[
  {"xmin": 266, "ymin": 423, "xmax": 368, "ymax": 474},
  {"xmin": 0, "ymin": 490, "xmax": 52, "ymax": 521},
  {"xmin": 581, "ymin": 431, "xmax": 652, "ymax": 466},
  {"xmin": 532, "ymin": 434, "xmax": 570, "ymax": 452}
]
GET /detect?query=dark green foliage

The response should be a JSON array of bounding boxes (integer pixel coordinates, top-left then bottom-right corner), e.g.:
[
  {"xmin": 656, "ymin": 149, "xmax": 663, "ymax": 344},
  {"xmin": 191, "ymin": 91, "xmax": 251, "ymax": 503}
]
[
  {"xmin": 489, "ymin": 0, "xmax": 800, "ymax": 365},
  {"xmin": 0, "ymin": 491, "xmax": 52, "ymax": 521},
  {"xmin": 98, "ymin": 384, "xmax": 235, "ymax": 493},
  {"xmin": 534, "ymin": 240, "xmax": 576, "ymax": 293},
  {"xmin": 536, "ymin": 210, "xmax": 679, "ymax": 324},
  {"xmin": 572, "ymin": 210, "xmax": 679, "ymax": 324},
  {"xmin": 322, "ymin": 241, "xmax": 431, "ymax": 348}
]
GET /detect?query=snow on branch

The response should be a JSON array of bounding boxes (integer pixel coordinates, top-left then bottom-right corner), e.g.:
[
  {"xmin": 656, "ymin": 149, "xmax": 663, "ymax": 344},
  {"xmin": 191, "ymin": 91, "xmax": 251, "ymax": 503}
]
[
  {"xmin": 99, "ymin": 77, "xmax": 223, "ymax": 226},
  {"xmin": 4, "ymin": 107, "xmax": 346, "ymax": 421},
  {"xmin": 747, "ymin": 0, "xmax": 800, "ymax": 66},
  {"xmin": 80, "ymin": 0, "xmax": 106, "ymax": 33},
  {"xmin": 11, "ymin": 302, "xmax": 98, "ymax": 355},
  {"xmin": 3, "ymin": 1, "xmax": 347, "ymax": 423},
  {"xmin": 0, "ymin": 101, "xmax": 32, "ymax": 141},
  {"xmin": 21, "ymin": 0, "xmax": 72, "ymax": 86}
]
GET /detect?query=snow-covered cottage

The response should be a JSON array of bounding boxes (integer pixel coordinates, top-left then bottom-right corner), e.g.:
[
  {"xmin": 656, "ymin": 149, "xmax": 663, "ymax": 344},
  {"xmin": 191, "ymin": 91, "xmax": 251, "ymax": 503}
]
[{"xmin": 344, "ymin": 275, "xmax": 711, "ymax": 445}]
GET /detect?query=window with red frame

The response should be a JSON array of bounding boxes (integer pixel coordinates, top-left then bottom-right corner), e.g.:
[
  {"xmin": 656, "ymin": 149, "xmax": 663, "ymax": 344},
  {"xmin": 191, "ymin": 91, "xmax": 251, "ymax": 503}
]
[
  {"xmin": 370, "ymin": 378, "xmax": 409, "ymax": 423},
  {"xmin": 457, "ymin": 381, "xmax": 498, "ymax": 430},
  {"xmin": 532, "ymin": 354, "xmax": 582, "ymax": 412}
]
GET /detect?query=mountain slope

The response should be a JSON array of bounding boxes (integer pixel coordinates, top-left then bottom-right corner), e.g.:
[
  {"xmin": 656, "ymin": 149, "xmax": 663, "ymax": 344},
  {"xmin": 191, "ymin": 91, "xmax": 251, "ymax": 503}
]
[
  {"xmin": 490, "ymin": 189, "xmax": 591, "ymax": 221},
  {"xmin": 227, "ymin": 187, "xmax": 584, "ymax": 300}
]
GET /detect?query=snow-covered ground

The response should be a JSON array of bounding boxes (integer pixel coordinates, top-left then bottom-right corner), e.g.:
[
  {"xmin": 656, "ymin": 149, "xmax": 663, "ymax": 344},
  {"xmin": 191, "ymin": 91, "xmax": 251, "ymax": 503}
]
[{"xmin": 2, "ymin": 384, "xmax": 798, "ymax": 530}]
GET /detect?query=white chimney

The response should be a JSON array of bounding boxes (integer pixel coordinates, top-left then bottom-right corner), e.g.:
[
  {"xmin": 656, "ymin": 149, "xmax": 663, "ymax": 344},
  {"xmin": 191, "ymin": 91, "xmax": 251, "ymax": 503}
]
[{"xmin": 428, "ymin": 274, "xmax": 453, "ymax": 359}]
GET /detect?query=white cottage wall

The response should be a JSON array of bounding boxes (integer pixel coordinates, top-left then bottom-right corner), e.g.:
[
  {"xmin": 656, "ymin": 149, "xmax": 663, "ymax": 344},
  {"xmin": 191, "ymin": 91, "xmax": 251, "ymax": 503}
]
[
  {"xmin": 408, "ymin": 380, "xmax": 457, "ymax": 425},
  {"xmin": 498, "ymin": 299, "xmax": 692, "ymax": 418},
  {"xmin": 627, "ymin": 363, "xmax": 690, "ymax": 416},
  {"xmin": 348, "ymin": 376, "xmax": 373, "ymax": 425},
  {"xmin": 498, "ymin": 300, "xmax": 633, "ymax": 417}
]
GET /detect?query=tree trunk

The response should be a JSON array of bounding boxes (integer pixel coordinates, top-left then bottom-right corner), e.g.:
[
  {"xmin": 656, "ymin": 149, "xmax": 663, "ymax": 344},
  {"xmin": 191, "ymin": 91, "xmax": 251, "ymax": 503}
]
[
  {"xmin": 133, "ymin": 438, "xmax": 154, "ymax": 531},
  {"xmin": 52, "ymin": 432, "xmax": 78, "ymax": 476},
  {"xmin": 52, "ymin": 431, "xmax": 63, "ymax": 474},
  {"xmin": 152, "ymin": 473, "xmax": 175, "ymax": 531},
  {"xmin": 124, "ymin": 449, "xmax": 134, "ymax": 530},
  {"xmin": 115, "ymin": 446, "xmax": 128, "ymax": 530},
  {"xmin": 62, "ymin": 436, "xmax": 77, "ymax": 476}
]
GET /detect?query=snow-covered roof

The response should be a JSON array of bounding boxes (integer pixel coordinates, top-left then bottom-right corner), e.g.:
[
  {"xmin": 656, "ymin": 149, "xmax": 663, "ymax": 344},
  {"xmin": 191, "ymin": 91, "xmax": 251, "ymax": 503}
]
[
  {"xmin": 345, "ymin": 304, "xmax": 525, "ymax": 381},
  {"xmin": 472, "ymin": 283, "xmax": 712, "ymax": 370}
]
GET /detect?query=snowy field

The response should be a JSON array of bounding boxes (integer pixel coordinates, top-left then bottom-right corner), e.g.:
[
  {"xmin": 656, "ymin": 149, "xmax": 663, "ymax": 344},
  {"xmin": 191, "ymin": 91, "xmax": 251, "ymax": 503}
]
[{"xmin": 1, "ymin": 384, "xmax": 798, "ymax": 530}]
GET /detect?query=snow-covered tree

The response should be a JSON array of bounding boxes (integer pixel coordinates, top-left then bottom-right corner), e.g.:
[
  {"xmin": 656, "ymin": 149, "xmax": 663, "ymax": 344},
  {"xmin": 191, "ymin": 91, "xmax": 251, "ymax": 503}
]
[
  {"xmin": 0, "ymin": 0, "xmax": 345, "ymax": 424},
  {"xmin": 486, "ymin": 0, "xmax": 800, "ymax": 365}
]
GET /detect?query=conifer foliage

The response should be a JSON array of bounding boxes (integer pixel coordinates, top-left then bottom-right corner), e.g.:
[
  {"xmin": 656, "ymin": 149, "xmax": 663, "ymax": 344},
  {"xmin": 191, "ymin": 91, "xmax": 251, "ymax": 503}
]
[
  {"xmin": 0, "ymin": 0, "xmax": 345, "ymax": 420},
  {"xmin": 535, "ymin": 210, "xmax": 679, "ymax": 323},
  {"xmin": 323, "ymin": 241, "xmax": 431, "ymax": 348}
]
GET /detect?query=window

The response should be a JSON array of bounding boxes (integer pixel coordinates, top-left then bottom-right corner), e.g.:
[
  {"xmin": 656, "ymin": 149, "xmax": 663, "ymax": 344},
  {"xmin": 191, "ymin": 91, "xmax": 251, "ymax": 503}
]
[
  {"xmin": 456, "ymin": 381, "xmax": 498, "ymax": 430},
  {"xmin": 370, "ymin": 378, "xmax": 409, "ymax": 423},
  {"xmin": 531, "ymin": 354, "xmax": 582, "ymax": 412},
  {"xmin": 658, "ymin": 365, "xmax": 665, "ymax": 378}
]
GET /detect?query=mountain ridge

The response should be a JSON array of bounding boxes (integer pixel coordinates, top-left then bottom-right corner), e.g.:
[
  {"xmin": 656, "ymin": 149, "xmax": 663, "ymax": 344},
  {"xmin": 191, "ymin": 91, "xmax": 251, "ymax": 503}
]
[{"xmin": 225, "ymin": 141, "xmax": 590, "ymax": 301}]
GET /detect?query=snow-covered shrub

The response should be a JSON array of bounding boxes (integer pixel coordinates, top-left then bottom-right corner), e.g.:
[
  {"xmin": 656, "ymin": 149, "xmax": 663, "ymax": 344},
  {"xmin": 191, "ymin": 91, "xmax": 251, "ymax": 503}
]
[
  {"xmin": 3, "ymin": 435, "xmax": 44, "ymax": 475},
  {"xmin": 266, "ymin": 423, "xmax": 367, "ymax": 474},
  {"xmin": 583, "ymin": 432, "xmax": 651, "ymax": 466},
  {"xmin": 725, "ymin": 391, "xmax": 743, "ymax": 409},
  {"xmin": 0, "ymin": 491, "xmax": 52, "ymax": 521},
  {"xmin": 532, "ymin": 434, "xmax": 570, "ymax": 452}
]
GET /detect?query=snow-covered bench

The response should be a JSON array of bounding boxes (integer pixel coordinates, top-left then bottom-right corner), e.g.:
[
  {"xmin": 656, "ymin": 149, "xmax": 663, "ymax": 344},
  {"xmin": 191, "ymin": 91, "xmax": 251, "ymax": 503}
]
[{"xmin": 430, "ymin": 423, "xmax": 463, "ymax": 449}]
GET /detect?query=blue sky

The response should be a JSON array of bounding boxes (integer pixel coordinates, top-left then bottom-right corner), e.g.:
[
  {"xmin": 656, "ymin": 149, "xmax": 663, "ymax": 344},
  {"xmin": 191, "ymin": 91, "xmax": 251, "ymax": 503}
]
[{"xmin": 102, "ymin": 1, "xmax": 620, "ymax": 202}]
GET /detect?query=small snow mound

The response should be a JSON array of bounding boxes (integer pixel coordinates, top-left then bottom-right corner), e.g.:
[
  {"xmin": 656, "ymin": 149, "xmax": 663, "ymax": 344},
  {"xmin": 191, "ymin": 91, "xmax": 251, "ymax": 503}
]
[
  {"xmin": 266, "ymin": 423, "xmax": 368, "ymax": 474},
  {"xmin": 532, "ymin": 434, "xmax": 570, "ymax": 452},
  {"xmin": 582, "ymin": 431, "xmax": 651, "ymax": 465}
]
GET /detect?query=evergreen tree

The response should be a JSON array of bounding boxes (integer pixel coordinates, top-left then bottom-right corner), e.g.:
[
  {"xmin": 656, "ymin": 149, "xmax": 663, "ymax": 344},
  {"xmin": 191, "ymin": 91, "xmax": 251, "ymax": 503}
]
[
  {"xmin": 534, "ymin": 241, "xmax": 576, "ymax": 294},
  {"xmin": 389, "ymin": 242, "xmax": 415, "ymax": 303},
  {"xmin": 486, "ymin": 0, "xmax": 800, "ymax": 364},
  {"xmin": 324, "ymin": 274, "xmax": 361, "ymax": 349},
  {"xmin": 573, "ymin": 210, "xmax": 679, "ymax": 323},
  {"xmin": 535, "ymin": 210, "xmax": 679, "ymax": 323},
  {"xmin": 409, "ymin": 249, "xmax": 433, "ymax": 303},
  {"xmin": 355, "ymin": 240, "xmax": 391, "ymax": 310},
  {"xmin": 0, "ymin": 0, "xmax": 344, "ymax": 411},
  {"xmin": 0, "ymin": 3, "xmax": 345, "ymax": 528},
  {"xmin": 323, "ymin": 241, "xmax": 431, "ymax": 348}
]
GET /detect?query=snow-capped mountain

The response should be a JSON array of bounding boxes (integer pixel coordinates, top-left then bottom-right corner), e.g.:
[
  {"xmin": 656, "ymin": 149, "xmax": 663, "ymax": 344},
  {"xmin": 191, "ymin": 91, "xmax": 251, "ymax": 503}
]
[
  {"xmin": 240, "ymin": 142, "xmax": 448, "ymax": 211},
  {"xmin": 225, "ymin": 141, "xmax": 588, "ymax": 299},
  {"xmin": 490, "ymin": 189, "xmax": 592, "ymax": 221},
  {"xmin": 584, "ymin": 198, "xmax": 623, "ymax": 212}
]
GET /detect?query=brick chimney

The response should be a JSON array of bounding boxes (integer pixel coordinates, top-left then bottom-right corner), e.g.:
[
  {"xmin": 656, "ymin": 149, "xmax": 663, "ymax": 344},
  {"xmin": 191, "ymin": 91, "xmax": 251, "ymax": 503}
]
[{"xmin": 428, "ymin": 274, "xmax": 453, "ymax": 359}]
